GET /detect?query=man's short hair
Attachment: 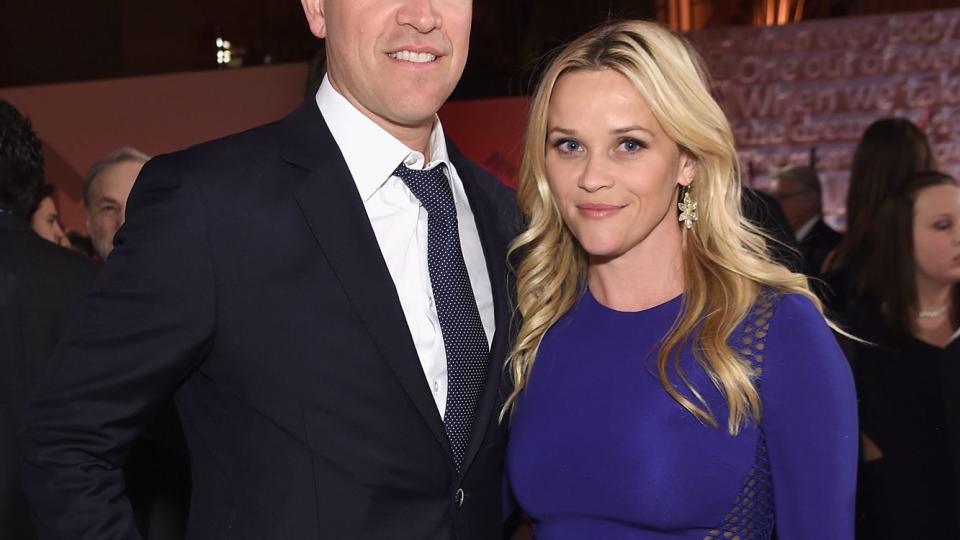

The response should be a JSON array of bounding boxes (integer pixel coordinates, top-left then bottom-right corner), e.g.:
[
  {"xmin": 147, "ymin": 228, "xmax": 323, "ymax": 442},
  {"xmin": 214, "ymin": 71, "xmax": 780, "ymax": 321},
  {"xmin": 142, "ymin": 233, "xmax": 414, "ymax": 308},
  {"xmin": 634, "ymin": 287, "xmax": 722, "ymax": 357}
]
[
  {"xmin": 776, "ymin": 165, "xmax": 822, "ymax": 196},
  {"xmin": 83, "ymin": 147, "xmax": 150, "ymax": 208},
  {"xmin": 0, "ymin": 100, "xmax": 44, "ymax": 219}
]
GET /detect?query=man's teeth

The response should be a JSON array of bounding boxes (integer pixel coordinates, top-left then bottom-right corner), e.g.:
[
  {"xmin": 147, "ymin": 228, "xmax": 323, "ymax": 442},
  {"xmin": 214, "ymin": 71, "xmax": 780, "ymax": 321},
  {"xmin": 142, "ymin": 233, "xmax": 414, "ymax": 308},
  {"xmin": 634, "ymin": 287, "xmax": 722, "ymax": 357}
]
[{"xmin": 389, "ymin": 51, "xmax": 437, "ymax": 63}]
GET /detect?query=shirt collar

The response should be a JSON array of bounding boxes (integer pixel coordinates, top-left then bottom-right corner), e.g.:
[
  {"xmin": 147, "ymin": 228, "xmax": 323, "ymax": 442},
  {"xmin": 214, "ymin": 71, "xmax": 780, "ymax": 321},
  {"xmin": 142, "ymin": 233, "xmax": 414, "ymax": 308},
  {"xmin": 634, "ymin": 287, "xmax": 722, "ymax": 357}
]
[
  {"xmin": 315, "ymin": 75, "xmax": 453, "ymax": 201},
  {"xmin": 794, "ymin": 215, "xmax": 819, "ymax": 241}
]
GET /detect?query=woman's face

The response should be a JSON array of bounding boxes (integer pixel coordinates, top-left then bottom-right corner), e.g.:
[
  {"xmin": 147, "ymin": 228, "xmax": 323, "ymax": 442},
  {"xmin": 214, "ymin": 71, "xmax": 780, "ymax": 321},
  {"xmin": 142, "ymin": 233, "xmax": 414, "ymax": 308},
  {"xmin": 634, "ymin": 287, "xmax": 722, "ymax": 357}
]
[
  {"xmin": 30, "ymin": 195, "xmax": 68, "ymax": 248},
  {"xmin": 544, "ymin": 69, "xmax": 694, "ymax": 266},
  {"xmin": 913, "ymin": 183, "xmax": 960, "ymax": 287}
]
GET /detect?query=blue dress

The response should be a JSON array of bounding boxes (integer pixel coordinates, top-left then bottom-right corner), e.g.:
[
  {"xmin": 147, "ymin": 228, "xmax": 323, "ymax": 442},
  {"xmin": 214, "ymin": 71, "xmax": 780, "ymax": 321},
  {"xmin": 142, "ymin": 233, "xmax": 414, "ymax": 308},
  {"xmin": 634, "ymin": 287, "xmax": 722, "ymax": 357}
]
[{"xmin": 506, "ymin": 291, "xmax": 857, "ymax": 539}]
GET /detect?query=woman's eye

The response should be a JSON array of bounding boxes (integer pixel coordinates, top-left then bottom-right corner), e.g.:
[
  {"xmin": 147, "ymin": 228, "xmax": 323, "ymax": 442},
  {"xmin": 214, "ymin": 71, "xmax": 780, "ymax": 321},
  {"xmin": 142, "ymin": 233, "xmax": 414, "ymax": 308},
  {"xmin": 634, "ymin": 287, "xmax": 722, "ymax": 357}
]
[
  {"xmin": 553, "ymin": 139, "xmax": 582, "ymax": 154},
  {"xmin": 618, "ymin": 137, "xmax": 646, "ymax": 152},
  {"xmin": 934, "ymin": 220, "xmax": 952, "ymax": 231}
]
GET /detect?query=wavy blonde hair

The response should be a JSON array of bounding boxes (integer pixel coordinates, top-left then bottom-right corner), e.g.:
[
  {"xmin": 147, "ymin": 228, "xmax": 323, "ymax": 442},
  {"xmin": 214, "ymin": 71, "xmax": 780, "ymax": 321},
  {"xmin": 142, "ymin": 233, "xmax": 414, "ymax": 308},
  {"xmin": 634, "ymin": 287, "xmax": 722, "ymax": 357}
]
[{"xmin": 503, "ymin": 20, "xmax": 822, "ymax": 434}]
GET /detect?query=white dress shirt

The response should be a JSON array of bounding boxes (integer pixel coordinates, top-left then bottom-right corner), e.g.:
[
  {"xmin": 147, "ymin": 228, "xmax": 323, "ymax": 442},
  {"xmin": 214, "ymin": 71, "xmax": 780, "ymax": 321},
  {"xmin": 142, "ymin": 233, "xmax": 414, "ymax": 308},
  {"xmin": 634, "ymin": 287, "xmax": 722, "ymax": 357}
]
[{"xmin": 316, "ymin": 76, "xmax": 495, "ymax": 418}]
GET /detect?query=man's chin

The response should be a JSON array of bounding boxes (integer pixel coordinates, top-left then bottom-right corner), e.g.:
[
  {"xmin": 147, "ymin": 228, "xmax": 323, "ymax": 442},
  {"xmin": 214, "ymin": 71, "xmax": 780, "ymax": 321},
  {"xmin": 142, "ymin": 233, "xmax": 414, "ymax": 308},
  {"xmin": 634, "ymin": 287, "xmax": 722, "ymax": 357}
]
[
  {"xmin": 393, "ymin": 91, "xmax": 457, "ymax": 119},
  {"xmin": 385, "ymin": 104, "xmax": 446, "ymax": 129}
]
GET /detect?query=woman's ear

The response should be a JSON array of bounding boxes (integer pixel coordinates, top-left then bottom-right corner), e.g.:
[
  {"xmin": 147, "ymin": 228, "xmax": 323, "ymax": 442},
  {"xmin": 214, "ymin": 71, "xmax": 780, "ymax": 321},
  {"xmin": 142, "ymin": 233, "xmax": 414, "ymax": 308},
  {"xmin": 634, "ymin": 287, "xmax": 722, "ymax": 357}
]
[
  {"xmin": 678, "ymin": 153, "xmax": 697, "ymax": 187},
  {"xmin": 301, "ymin": 0, "xmax": 328, "ymax": 39}
]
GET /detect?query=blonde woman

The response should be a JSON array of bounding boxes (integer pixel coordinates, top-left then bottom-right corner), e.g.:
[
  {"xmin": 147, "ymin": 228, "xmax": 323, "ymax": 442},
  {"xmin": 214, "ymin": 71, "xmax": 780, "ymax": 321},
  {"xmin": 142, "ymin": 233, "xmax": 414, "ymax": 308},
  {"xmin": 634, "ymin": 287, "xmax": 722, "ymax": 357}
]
[{"xmin": 504, "ymin": 21, "xmax": 857, "ymax": 539}]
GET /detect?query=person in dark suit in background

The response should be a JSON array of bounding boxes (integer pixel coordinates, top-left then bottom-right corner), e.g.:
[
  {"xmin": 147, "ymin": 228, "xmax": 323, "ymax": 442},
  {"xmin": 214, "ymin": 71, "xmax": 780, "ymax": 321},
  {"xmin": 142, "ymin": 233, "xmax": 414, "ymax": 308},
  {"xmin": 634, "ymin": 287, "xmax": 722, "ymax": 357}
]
[
  {"xmin": 0, "ymin": 100, "xmax": 100, "ymax": 540},
  {"xmin": 772, "ymin": 165, "xmax": 842, "ymax": 294},
  {"xmin": 3, "ymin": 104, "xmax": 187, "ymax": 540},
  {"xmin": 20, "ymin": 1, "xmax": 518, "ymax": 539},
  {"xmin": 742, "ymin": 187, "xmax": 801, "ymax": 272}
]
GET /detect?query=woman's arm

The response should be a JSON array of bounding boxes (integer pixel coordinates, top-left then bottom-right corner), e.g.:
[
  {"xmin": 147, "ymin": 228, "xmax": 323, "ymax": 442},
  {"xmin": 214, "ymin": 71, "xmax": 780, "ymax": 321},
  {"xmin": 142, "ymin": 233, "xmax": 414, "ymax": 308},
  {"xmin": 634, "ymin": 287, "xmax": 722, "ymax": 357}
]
[{"xmin": 762, "ymin": 294, "xmax": 858, "ymax": 540}]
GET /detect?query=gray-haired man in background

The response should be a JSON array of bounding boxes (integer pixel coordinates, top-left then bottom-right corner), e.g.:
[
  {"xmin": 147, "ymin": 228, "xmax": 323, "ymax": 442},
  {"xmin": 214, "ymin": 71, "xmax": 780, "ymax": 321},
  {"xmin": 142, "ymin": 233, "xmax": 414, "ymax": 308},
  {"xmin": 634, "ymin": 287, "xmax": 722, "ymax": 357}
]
[{"xmin": 83, "ymin": 147, "xmax": 149, "ymax": 259}]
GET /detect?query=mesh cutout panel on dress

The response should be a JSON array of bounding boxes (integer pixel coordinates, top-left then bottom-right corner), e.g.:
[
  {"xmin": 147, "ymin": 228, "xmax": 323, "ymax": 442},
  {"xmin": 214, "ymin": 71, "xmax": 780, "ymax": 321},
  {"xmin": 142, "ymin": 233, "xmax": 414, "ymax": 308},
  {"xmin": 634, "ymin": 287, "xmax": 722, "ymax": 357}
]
[{"xmin": 704, "ymin": 295, "xmax": 778, "ymax": 540}]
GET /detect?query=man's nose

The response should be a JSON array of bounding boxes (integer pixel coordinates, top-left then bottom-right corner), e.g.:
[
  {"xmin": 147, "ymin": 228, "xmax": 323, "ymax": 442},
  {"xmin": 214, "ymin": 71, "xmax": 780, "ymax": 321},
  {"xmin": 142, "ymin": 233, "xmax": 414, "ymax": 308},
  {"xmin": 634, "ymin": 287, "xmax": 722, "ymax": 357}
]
[{"xmin": 396, "ymin": 0, "xmax": 442, "ymax": 33}]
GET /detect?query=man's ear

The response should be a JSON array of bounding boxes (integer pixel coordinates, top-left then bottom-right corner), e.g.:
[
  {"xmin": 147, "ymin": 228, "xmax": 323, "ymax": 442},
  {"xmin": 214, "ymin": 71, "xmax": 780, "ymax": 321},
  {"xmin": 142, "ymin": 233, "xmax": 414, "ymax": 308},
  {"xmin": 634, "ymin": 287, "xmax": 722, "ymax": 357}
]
[
  {"xmin": 678, "ymin": 152, "xmax": 697, "ymax": 187},
  {"xmin": 301, "ymin": 0, "xmax": 328, "ymax": 39}
]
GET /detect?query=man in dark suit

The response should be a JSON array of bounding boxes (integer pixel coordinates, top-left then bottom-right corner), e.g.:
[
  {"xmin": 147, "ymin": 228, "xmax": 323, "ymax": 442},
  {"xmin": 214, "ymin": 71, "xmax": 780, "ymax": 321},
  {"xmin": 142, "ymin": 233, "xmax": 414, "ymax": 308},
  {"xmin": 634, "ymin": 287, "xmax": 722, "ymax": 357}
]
[
  {"xmin": 742, "ymin": 187, "xmax": 801, "ymax": 272},
  {"xmin": 772, "ymin": 165, "xmax": 842, "ymax": 281},
  {"xmin": 0, "ymin": 100, "xmax": 100, "ymax": 539},
  {"xmin": 20, "ymin": 2, "xmax": 518, "ymax": 539}
]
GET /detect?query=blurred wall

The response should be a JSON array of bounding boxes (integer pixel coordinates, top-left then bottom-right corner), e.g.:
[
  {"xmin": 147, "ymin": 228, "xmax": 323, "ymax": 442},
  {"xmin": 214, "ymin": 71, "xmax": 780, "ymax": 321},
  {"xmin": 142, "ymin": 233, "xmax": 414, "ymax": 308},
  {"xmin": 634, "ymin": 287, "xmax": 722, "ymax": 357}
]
[
  {"xmin": 439, "ymin": 97, "xmax": 528, "ymax": 188},
  {"xmin": 692, "ymin": 7, "xmax": 960, "ymax": 228},
  {"xmin": 0, "ymin": 63, "xmax": 309, "ymax": 230}
]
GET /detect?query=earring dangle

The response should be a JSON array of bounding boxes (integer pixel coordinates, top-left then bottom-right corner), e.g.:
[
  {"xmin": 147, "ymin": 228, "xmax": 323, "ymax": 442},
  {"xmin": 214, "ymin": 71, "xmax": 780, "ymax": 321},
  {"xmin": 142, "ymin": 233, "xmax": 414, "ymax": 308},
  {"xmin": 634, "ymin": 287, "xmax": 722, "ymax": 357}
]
[{"xmin": 678, "ymin": 186, "xmax": 699, "ymax": 229}]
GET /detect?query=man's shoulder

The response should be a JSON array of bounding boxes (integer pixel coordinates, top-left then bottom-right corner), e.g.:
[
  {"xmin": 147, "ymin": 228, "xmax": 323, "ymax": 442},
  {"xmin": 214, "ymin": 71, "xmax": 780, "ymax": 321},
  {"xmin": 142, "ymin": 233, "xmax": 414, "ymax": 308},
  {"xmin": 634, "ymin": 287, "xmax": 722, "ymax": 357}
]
[
  {"xmin": 142, "ymin": 100, "xmax": 338, "ymax": 197},
  {"xmin": 0, "ymin": 229, "xmax": 100, "ymax": 290},
  {"xmin": 811, "ymin": 218, "xmax": 842, "ymax": 240},
  {"xmin": 800, "ymin": 218, "xmax": 842, "ymax": 250},
  {"xmin": 155, "ymin": 118, "xmax": 287, "ymax": 174},
  {"xmin": 447, "ymin": 141, "xmax": 514, "ymax": 201},
  {"xmin": 137, "ymin": 111, "xmax": 317, "ymax": 203}
]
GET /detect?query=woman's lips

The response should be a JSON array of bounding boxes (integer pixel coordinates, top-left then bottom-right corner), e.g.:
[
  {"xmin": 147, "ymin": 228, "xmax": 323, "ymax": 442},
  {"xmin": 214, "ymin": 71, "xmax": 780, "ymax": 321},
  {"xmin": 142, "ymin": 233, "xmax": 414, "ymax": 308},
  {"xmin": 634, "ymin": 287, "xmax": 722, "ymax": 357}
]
[{"xmin": 576, "ymin": 203, "xmax": 624, "ymax": 218}]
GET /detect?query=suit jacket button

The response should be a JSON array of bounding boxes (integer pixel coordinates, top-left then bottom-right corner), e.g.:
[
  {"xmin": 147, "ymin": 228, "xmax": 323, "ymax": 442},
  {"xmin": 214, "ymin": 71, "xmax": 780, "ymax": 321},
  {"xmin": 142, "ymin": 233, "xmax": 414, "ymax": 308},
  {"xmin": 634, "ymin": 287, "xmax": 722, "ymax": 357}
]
[{"xmin": 454, "ymin": 488, "xmax": 465, "ymax": 508}]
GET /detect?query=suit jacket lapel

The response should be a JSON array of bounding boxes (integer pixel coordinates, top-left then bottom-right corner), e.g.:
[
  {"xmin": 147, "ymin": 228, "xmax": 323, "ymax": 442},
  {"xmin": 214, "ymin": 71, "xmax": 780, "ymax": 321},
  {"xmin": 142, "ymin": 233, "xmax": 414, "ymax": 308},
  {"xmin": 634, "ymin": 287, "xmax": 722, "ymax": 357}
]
[
  {"xmin": 282, "ymin": 101, "xmax": 451, "ymax": 457},
  {"xmin": 449, "ymin": 144, "xmax": 512, "ymax": 476}
]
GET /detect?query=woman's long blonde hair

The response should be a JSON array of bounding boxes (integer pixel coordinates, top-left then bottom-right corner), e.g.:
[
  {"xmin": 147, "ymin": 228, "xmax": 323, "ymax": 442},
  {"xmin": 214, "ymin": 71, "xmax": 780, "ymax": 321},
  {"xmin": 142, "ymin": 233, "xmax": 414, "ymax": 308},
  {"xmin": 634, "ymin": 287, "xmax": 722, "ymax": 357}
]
[{"xmin": 503, "ymin": 20, "xmax": 822, "ymax": 434}]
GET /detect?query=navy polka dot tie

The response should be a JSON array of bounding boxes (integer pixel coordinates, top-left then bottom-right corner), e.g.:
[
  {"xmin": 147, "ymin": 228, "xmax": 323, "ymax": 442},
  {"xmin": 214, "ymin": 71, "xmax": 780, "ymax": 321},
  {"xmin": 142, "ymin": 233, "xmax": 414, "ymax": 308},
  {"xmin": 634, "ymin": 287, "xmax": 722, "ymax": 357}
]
[{"xmin": 394, "ymin": 162, "xmax": 489, "ymax": 473}]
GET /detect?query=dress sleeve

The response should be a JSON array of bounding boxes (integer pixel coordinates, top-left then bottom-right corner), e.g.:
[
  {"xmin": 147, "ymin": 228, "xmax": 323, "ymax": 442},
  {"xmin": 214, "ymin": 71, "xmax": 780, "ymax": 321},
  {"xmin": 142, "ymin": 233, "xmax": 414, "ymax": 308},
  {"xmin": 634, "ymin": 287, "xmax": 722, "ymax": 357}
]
[{"xmin": 762, "ymin": 294, "xmax": 858, "ymax": 540}]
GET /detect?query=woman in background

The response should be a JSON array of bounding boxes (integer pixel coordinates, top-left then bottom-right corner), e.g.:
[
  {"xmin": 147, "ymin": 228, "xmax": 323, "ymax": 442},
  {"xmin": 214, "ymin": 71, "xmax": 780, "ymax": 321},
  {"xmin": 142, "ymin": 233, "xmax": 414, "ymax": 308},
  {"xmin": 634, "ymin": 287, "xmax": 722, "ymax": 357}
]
[
  {"xmin": 504, "ymin": 21, "xmax": 857, "ymax": 539},
  {"xmin": 842, "ymin": 171, "xmax": 960, "ymax": 539},
  {"xmin": 29, "ymin": 183, "xmax": 69, "ymax": 248},
  {"xmin": 822, "ymin": 118, "xmax": 934, "ymax": 317}
]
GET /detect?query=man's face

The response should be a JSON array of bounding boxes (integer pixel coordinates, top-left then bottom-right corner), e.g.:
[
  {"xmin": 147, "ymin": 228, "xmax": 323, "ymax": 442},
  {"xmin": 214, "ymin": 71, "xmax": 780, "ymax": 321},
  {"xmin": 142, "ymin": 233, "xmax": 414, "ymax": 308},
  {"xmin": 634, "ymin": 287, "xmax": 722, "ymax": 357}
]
[
  {"xmin": 773, "ymin": 176, "xmax": 818, "ymax": 232},
  {"xmin": 303, "ymin": 0, "xmax": 472, "ymax": 132},
  {"xmin": 85, "ymin": 160, "xmax": 142, "ymax": 259}
]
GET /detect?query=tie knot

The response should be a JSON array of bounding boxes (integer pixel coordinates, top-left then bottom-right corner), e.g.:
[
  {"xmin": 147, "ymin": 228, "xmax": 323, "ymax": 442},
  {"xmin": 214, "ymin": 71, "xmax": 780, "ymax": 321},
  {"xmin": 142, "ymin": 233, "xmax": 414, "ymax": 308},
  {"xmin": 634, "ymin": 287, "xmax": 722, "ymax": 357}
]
[{"xmin": 393, "ymin": 162, "xmax": 454, "ymax": 217}]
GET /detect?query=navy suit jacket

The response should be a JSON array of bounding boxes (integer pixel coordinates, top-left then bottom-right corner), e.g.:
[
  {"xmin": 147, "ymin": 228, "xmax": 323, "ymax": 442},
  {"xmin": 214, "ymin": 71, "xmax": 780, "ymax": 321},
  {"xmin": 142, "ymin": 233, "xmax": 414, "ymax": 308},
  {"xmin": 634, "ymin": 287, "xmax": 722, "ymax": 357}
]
[
  {"xmin": 0, "ymin": 212, "xmax": 99, "ymax": 540},
  {"xmin": 20, "ymin": 100, "xmax": 519, "ymax": 540},
  {"xmin": 799, "ymin": 217, "xmax": 842, "ymax": 279}
]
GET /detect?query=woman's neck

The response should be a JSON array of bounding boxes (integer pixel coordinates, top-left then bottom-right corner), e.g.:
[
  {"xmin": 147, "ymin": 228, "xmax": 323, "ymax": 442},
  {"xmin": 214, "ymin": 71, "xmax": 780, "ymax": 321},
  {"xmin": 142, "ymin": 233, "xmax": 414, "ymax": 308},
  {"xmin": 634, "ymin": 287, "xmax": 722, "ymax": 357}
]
[
  {"xmin": 588, "ymin": 244, "xmax": 684, "ymax": 312},
  {"xmin": 912, "ymin": 275, "xmax": 957, "ymax": 348},
  {"xmin": 915, "ymin": 275, "xmax": 954, "ymax": 315}
]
